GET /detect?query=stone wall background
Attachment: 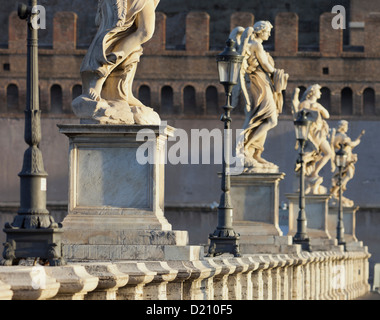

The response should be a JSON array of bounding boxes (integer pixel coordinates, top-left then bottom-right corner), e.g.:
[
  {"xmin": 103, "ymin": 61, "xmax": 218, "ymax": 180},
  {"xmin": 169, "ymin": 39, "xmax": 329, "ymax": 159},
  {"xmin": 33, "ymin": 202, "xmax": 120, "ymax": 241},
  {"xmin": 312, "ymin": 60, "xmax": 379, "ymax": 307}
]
[
  {"xmin": 0, "ymin": 0, "xmax": 379, "ymax": 285},
  {"xmin": 0, "ymin": 117, "xmax": 375, "ymax": 207}
]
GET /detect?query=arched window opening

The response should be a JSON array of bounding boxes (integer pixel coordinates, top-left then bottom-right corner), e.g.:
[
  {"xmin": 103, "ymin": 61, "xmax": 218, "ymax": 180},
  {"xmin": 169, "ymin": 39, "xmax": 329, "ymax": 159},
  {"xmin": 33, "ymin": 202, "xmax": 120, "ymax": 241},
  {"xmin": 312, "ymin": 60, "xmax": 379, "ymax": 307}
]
[
  {"xmin": 161, "ymin": 86, "xmax": 174, "ymax": 114},
  {"xmin": 298, "ymin": 86, "xmax": 307, "ymax": 100},
  {"xmin": 363, "ymin": 88, "xmax": 375, "ymax": 115},
  {"xmin": 7, "ymin": 84, "xmax": 19, "ymax": 111},
  {"xmin": 72, "ymin": 84, "xmax": 82, "ymax": 101},
  {"xmin": 138, "ymin": 85, "xmax": 151, "ymax": 108},
  {"xmin": 184, "ymin": 85, "xmax": 196, "ymax": 114},
  {"xmin": 50, "ymin": 84, "xmax": 63, "ymax": 114},
  {"xmin": 206, "ymin": 86, "xmax": 218, "ymax": 115},
  {"xmin": 341, "ymin": 87, "xmax": 353, "ymax": 115},
  {"xmin": 320, "ymin": 87, "xmax": 331, "ymax": 113}
]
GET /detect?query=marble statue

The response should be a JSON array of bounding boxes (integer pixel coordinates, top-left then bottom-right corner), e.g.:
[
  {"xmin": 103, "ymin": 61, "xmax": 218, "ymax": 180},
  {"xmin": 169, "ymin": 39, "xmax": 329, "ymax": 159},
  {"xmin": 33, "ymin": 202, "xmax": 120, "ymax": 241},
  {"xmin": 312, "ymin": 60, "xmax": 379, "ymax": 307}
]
[
  {"xmin": 291, "ymin": 84, "xmax": 332, "ymax": 194},
  {"xmin": 330, "ymin": 120, "xmax": 365, "ymax": 207},
  {"xmin": 72, "ymin": 0, "xmax": 161, "ymax": 125},
  {"xmin": 230, "ymin": 21, "xmax": 289, "ymax": 172}
]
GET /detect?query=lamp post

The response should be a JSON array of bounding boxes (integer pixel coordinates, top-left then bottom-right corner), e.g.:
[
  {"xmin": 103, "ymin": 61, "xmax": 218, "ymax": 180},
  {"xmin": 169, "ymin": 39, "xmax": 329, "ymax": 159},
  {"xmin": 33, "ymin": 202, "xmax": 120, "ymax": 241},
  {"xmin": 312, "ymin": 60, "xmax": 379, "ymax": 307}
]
[
  {"xmin": 207, "ymin": 39, "xmax": 243, "ymax": 257},
  {"xmin": 293, "ymin": 110, "xmax": 313, "ymax": 251},
  {"xmin": 1, "ymin": 1, "xmax": 64, "ymax": 266},
  {"xmin": 335, "ymin": 144, "xmax": 347, "ymax": 247}
]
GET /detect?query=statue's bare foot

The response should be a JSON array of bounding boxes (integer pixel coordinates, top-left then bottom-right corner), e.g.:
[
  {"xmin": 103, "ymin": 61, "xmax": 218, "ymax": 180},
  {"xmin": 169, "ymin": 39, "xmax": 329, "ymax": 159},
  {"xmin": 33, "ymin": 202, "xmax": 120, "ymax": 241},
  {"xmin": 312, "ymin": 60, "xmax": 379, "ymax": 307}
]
[
  {"xmin": 88, "ymin": 88, "xmax": 101, "ymax": 102},
  {"xmin": 254, "ymin": 155, "xmax": 271, "ymax": 165}
]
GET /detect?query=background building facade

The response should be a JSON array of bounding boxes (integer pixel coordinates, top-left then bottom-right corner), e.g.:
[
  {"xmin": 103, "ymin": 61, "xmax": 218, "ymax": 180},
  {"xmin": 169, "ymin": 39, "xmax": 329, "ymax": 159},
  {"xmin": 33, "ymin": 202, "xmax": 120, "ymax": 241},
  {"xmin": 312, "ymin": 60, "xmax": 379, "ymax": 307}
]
[{"xmin": 0, "ymin": 0, "xmax": 379, "ymax": 282}]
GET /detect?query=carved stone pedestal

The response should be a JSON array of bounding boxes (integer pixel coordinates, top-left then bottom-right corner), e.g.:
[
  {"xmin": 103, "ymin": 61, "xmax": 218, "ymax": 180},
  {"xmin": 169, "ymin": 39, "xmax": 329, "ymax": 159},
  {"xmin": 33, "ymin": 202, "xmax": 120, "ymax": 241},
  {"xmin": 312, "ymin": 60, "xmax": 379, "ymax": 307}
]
[
  {"xmin": 2, "ymin": 228, "xmax": 64, "ymax": 266},
  {"xmin": 229, "ymin": 173, "xmax": 299, "ymax": 254},
  {"xmin": 58, "ymin": 124, "xmax": 203, "ymax": 261},
  {"xmin": 286, "ymin": 193, "xmax": 338, "ymax": 251}
]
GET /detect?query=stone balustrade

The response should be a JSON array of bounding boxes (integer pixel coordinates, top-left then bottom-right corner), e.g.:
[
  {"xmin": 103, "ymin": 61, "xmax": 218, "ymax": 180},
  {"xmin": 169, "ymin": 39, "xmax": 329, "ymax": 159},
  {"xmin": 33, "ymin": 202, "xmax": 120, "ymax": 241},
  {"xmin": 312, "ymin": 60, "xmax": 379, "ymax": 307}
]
[{"xmin": 0, "ymin": 250, "xmax": 371, "ymax": 300}]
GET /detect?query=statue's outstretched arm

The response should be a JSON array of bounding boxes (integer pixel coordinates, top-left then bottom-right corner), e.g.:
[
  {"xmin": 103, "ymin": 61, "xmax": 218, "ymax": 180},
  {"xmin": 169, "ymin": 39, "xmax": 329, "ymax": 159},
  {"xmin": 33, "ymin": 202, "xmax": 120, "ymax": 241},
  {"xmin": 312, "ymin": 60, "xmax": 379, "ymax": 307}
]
[{"xmin": 350, "ymin": 130, "xmax": 365, "ymax": 148}]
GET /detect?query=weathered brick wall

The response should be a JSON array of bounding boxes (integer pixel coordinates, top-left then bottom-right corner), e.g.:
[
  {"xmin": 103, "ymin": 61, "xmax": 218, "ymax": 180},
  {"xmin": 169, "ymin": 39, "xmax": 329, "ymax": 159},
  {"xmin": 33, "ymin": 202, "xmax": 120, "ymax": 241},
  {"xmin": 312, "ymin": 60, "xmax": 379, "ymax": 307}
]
[
  {"xmin": 274, "ymin": 12, "xmax": 298, "ymax": 56},
  {"xmin": 53, "ymin": 12, "xmax": 77, "ymax": 52},
  {"xmin": 319, "ymin": 12, "xmax": 343, "ymax": 57},
  {"xmin": 0, "ymin": 0, "xmax": 351, "ymax": 48},
  {"xmin": 350, "ymin": 0, "xmax": 380, "ymax": 46},
  {"xmin": 364, "ymin": 13, "xmax": 380, "ymax": 58}
]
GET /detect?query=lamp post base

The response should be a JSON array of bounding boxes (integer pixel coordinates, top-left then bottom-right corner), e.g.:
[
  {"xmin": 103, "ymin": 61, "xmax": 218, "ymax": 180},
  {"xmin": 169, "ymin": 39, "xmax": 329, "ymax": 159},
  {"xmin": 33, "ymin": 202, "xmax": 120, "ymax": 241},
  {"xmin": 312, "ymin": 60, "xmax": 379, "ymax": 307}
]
[
  {"xmin": 2, "ymin": 228, "xmax": 65, "ymax": 266},
  {"xmin": 293, "ymin": 237, "xmax": 312, "ymax": 252},
  {"xmin": 207, "ymin": 233, "xmax": 241, "ymax": 257},
  {"xmin": 338, "ymin": 240, "xmax": 346, "ymax": 251}
]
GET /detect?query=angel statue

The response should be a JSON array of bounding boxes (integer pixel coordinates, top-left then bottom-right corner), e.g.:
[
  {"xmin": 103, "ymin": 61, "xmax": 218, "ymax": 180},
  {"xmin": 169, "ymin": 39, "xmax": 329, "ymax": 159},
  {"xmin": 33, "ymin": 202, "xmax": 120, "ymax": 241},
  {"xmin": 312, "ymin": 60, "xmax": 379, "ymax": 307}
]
[
  {"xmin": 72, "ymin": 0, "xmax": 161, "ymax": 125},
  {"xmin": 291, "ymin": 84, "xmax": 333, "ymax": 194},
  {"xmin": 330, "ymin": 120, "xmax": 365, "ymax": 207},
  {"xmin": 230, "ymin": 21, "xmax": 289, "ymax": 172}
]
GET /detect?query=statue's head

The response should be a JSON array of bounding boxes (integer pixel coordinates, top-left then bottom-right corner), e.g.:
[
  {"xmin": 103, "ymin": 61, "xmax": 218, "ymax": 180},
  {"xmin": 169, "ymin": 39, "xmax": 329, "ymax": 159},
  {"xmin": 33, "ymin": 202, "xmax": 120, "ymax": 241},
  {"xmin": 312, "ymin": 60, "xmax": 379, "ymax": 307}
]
[
  {"xmin": 338, "ymin": 120, "xmax": 348, "ymax": 132},
  {"xmin": 253, "ymin": 21, "xmax": 273, "ymax": 41},
  {"xmin": 302, "ymin": 84, "xmax": 322, "ymax": 101}
]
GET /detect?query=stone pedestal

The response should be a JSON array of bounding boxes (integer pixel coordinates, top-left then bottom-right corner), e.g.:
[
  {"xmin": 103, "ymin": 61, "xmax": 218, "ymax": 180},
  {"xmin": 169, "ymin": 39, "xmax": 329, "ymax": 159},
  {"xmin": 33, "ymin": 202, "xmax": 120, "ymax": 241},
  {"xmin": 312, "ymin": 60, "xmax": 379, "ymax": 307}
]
[
  {"xmin": 229, "ymin": 173, "xmax": 299, "ymax": 254},
  {"xmin": 286, "ymin": 193, "xmax": 338, "ymax": 250},
  {"xmin": 328, "ymin": 206, "xmax": 365, "ymax": 251},
  {"xmin": 58, "ymin": 124, "xmax": 203, "ymax": 261}
]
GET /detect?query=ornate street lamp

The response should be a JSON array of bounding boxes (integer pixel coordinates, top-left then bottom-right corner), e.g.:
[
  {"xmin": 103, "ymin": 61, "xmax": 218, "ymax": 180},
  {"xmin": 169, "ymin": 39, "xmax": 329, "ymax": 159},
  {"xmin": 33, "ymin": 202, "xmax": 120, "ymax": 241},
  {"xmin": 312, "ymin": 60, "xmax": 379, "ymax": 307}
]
[
  {"xmin": 335, "ymin": 143, "xmax": 347, "ymax": 247},
  {"xmin": 2, "ymin": 1, "xmax": 64, "ymax": 266},
  {"xmin": 207, "ymin": 39, "xmax": 243, "ymax": 257},
  {"xmin": 293, "ymin": 109, "xmax": 313, "ymax": 251}
]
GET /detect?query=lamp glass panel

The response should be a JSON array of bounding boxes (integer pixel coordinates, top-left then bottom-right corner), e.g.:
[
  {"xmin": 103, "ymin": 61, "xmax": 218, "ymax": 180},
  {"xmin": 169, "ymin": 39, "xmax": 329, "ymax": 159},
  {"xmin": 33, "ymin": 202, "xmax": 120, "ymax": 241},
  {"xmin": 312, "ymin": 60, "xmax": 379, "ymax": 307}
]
[
  {"xmin": 294, "ymin": 123, "xmax": 308, "ymax": 140},
  {"xmin": 336, "ymin": 154, "xmax": 348, "ymax": 167},
  {"xmin": 228, "ymin": 61, "xmax": 241, "ymax": 84},
  {"xmin": 218, "ymin": 61, "xmax": 229, "ymax": 83}
]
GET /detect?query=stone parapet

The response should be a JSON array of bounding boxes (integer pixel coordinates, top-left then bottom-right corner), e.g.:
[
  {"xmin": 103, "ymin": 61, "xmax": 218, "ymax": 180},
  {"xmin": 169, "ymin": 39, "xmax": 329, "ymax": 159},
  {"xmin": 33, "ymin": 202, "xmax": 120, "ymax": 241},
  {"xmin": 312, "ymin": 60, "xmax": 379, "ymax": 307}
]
[{"xmin": 0, "ymin": 251, "xmax": 371, "ymax": 300}]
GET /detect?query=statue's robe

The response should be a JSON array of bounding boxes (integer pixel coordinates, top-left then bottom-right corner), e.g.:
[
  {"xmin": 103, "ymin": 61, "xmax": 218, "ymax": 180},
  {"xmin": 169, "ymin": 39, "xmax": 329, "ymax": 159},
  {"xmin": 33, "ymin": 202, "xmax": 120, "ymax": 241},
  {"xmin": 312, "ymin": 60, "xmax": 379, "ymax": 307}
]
[{"xmin": 81, "ymin": 0, "xmax": 160, "ymax": 77}]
